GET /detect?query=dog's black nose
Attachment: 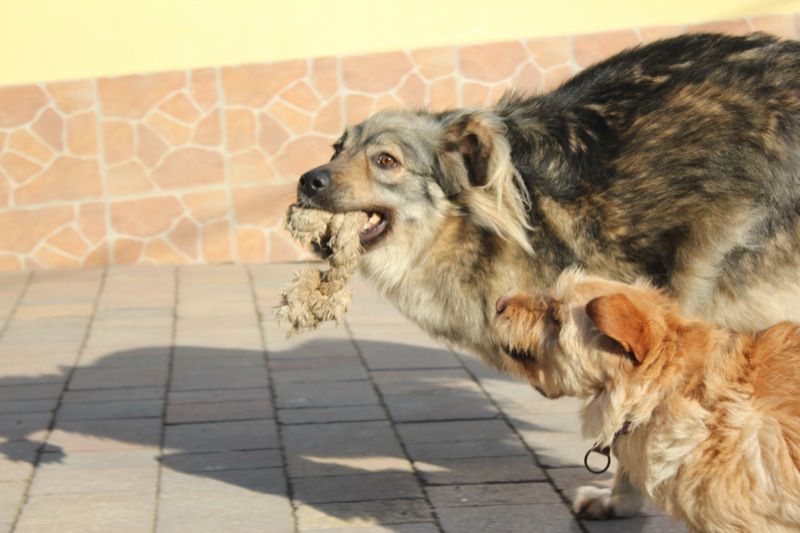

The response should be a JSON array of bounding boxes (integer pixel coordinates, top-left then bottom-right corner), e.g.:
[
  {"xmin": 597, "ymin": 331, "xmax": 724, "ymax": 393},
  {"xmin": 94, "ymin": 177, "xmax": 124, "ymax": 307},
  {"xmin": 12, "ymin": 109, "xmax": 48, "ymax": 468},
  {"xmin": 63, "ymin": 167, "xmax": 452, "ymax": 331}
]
[
  {"xmin": 299, "ymin": 168, "xmax": 330, "ymax": 197},
  {"xmin": 496, "ymin": 297, "xmax": 509, "ymax": 314}
]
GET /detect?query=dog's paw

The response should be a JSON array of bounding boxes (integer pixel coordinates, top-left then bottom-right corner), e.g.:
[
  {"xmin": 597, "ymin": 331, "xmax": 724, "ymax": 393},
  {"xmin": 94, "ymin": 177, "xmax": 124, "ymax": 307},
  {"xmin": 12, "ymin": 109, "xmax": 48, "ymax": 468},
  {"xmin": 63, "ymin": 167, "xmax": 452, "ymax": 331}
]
[{"xmin": 573, "ymin": 485, "xmax": 642, "ymax": 519}]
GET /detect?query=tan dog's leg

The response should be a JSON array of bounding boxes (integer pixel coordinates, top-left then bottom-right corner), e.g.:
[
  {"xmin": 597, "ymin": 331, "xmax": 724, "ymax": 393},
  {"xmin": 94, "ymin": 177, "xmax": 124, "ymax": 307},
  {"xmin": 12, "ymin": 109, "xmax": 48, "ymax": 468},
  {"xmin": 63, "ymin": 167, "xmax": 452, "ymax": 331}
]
[{"xmin": 574, "ymin": 470, "xmax": 644, "ymax": 519}]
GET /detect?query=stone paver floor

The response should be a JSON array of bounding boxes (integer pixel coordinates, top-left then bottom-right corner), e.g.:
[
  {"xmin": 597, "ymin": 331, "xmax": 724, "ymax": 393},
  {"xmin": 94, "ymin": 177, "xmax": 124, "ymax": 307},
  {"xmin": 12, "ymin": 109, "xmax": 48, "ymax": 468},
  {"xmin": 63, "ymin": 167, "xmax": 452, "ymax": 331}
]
[{"xmin": 0, "ymin": 264, "xmax": 686, "ymax": 533}]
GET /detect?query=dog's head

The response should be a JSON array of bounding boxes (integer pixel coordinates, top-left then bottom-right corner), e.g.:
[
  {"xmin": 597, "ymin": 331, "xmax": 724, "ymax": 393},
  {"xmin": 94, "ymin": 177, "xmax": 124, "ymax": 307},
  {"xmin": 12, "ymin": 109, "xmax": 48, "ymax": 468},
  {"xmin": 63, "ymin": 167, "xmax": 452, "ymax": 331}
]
[
  {"xmin": 296, "ymin": 108, "xmax": 532, "ymax": 262},
  {"xmin": 492, "ymin": 269, "xmax": 672, "ymax": 398}
]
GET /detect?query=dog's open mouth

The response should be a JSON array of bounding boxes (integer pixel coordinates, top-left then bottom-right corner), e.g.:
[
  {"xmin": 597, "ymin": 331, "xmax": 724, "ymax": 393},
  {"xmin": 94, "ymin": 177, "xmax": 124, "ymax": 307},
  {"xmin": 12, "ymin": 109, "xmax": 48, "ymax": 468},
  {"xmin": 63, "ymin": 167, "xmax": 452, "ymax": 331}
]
[
  {"xmin": 359, "ymin": 210, "xmax": 391, "ymax": 247},
  {"xmin": 501, "ymin": 343, "xmax": 533, "ymax": 362}
]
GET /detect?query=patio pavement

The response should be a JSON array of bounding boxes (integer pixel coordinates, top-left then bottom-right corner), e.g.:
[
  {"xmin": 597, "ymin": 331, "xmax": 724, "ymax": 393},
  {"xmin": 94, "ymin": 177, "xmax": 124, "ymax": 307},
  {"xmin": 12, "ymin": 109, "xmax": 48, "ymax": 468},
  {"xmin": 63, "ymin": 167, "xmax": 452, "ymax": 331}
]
[{"xmin": 0, "ymin": 264, "xmax": 686, "ymax": 532}]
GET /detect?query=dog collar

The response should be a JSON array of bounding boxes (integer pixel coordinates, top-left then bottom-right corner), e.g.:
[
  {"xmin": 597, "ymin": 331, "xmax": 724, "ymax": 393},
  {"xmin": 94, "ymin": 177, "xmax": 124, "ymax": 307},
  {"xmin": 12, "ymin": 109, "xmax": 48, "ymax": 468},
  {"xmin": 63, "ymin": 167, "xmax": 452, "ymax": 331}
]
[{"xmin": 583, "ymin": 421, "xmax": 631, "ymax": 474}]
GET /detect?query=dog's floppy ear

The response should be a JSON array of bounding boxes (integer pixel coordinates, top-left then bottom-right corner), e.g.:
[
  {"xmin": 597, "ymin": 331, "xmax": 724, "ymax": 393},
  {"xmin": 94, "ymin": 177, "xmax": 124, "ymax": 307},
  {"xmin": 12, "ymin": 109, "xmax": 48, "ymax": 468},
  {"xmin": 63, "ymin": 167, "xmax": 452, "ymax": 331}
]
[
  {"xmin": 585, "ymin": 293, "xmax": 652, "ymax": 363},
  {"xmin": 435, "ymin": 110, "xmax": 533, "ymax": 255}
]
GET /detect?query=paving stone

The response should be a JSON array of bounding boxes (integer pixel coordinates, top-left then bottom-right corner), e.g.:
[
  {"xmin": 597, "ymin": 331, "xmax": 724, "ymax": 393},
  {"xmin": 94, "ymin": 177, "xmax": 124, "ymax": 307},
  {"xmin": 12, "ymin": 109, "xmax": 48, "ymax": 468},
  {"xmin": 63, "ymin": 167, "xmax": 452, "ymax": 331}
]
[
  {"xmin": 270, "ymin": 355, "xmax": 369, "ymax": 383},
  {"xmin": 274, "ymin": 380, "xmax": 379, "ymax": 409},
  {"xmin": 406, "ymin": 437, "xmax": 527, "ymax": 461},
  {"xmin": 168, "ymin": 387, "xmax": 270, "ymax": 403},
  {"xmin": 415, "ymin": 456, "xmax": 546, "ymax": 485},
  {"xmin": 426, "ymin": 482, "xmax": 562, "ymax": 508},
  {"xmin": 48, "ymin": 418, "xmax": 162, "ymax": 452},
  {"xmin": 161, "ymin": 449, "xmax": 283, "ymax": 473},
  {"xmin": 159, "ymin": 466, "xmax": 286, "ymax": 498},
  {"xmin": 296, "ymin": 499, "xmax": 433, "ymax": 530},
  {"xmin": 582, "ymin": 515, "xmax": 687, "ymax": 532},
  {"xmin": 0, "ymin": 383, "xmax": 64, "ymax": 401},
  {"xmin": 436, "ymin": 503, "xmax": 581, "ymax": 533},
  {"xmin": 396, "ymin": 419, "xmax": 515, "ymax": 444},
  {"xmin": 0, "ymin": 481, "xmax": 26, "ymax": 530},
  {"xmin": 78, "ymin": 349, "xmax": 169, "ymax": 369},
  {"xmin": 278, "ymin": 405, "xmax": 386, "ymax": 425},
  {"xmin": 169, "ymin": 366, "xmax": 269, "ymax": 390},
  {"xmin": 383, "ymin": 391, "xmax": 500, "ymax": 422},
  {"xmin": 355, "ymin": 340, "xmax": 461, "ymax": 370},
  {"xmin": 57, "ymin": 399, "xmax": 163, "ymax": 421},
  {"xmin": 62, "ymin": 386, "xmax": 163, "ymax": 403},
  {"xmin": 166, "ymin": 399, "xmax": 273, "ymax": 424},
  {"xmin": 0, "ymin": 398, "xmax": 58, "ymax": 415},
  {"xmin": 302, "ymin": 525, "xmax": 439, "ymax": 533},
  {"xmin": 68, "ymin": 366, "xmax": 168, "ymax": 389},
  {"xmin": 283, "ymin": 421, "xmax": 409, "ymax": 478},
  {"xmin": 265, "ymin": 332, "xmax": 357, "ymax": 359},
  {"xmin": 164, "ymin": 419, "xmax": 278, "ymax": 453},
  {"xmin": 171, "ymin": 349, "xmax": 265, "ymax": 368},
  {"xmin": 15, "ymin": 492, "xmax": 156, "ymax": 533},
  {"xmin": 293, "ymin": 472, "xmax": 423, "ymax": 504},
  {"xmin": 29, "ymin": 451, "xmax": 159, "ymax": 495},
  {"xmin": 0, "ymin": 413, "xmax": 52, "ymax": 441},
  {"xmin": 156, "ymin": 492, "xmax": 293, "ymax": 533}
]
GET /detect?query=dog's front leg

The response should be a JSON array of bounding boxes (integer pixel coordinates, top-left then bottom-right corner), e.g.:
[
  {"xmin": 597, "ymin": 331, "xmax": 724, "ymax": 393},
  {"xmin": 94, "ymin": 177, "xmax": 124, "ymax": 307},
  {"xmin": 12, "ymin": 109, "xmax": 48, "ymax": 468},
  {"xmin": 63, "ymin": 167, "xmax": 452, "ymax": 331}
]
[{"xmin": 573, "ymin": 469, "xmax": 644, "ymax": 519}]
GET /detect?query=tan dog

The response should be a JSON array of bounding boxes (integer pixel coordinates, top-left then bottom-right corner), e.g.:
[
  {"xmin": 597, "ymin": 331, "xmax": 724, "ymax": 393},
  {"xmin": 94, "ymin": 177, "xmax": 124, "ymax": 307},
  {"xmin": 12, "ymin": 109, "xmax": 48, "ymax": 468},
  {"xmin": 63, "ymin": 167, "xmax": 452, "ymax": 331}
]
[{"xmin": 493, "ymin": 269, "xmax": 800, "ymax": 532}]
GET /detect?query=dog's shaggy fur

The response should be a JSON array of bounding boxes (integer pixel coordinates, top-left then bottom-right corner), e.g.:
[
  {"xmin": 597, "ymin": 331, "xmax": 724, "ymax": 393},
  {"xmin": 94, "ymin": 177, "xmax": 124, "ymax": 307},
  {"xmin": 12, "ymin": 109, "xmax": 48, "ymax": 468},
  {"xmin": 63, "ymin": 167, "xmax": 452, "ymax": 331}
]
[
  {"xmin": 492, "ymin": 269, "xmax": 800, "ymax": 532},
  {"xmin": 296, "ymin": 32, "xmax": 800, "ymax": 517}
]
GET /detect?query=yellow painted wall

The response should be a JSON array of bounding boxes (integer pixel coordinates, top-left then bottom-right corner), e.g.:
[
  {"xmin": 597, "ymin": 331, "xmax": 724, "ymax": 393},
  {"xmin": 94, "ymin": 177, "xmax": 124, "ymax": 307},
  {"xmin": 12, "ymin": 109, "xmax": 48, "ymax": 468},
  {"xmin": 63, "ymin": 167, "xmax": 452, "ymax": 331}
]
[{"xmin": 2, "ymin": 0, "xmax": 798, "ymax": 85}]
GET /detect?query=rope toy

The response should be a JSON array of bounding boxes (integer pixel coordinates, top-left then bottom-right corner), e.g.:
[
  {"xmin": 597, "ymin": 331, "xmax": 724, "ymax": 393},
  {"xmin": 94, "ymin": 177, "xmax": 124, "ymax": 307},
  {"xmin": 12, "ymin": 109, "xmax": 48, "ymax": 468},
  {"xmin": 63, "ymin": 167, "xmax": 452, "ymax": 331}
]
[{"xmin": 275, "ymin": 204, "xmax": 367, "ymax": 336}]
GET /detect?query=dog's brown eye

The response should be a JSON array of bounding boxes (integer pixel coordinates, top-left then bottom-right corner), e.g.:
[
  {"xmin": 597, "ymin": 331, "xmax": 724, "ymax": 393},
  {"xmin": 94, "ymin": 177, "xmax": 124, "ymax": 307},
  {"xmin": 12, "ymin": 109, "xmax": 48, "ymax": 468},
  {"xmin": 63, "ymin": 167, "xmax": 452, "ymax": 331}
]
[{"xmin": 376, "ymin": 153, "xmax": 398, "ymax": 169}]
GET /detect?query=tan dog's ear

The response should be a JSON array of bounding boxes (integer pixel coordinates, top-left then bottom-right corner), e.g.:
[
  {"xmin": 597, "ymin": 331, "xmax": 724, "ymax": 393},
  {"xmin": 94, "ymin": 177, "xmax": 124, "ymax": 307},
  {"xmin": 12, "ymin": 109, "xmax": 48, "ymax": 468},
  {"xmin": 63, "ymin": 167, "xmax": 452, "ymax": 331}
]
[{"xmin": 585, "ymin": 293, "xmax": 652, "ymax": 363}]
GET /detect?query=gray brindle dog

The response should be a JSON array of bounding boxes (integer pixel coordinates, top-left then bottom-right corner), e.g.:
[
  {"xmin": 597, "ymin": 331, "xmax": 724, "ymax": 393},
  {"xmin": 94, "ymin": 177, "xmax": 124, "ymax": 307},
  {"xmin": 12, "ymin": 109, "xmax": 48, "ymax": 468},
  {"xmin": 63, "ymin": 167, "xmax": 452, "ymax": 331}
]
[{"xmin": 295, "ymin": 33, "xmax": 800, "ymax": 518}]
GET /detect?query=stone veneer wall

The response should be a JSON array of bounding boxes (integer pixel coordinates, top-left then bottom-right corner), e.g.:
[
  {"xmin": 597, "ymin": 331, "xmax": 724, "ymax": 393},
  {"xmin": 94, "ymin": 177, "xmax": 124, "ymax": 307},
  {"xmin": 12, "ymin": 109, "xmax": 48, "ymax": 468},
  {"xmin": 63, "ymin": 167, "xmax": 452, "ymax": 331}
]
[{"xmin": 0, "ymin": 14, "xmax": 795, "ymax": 271}]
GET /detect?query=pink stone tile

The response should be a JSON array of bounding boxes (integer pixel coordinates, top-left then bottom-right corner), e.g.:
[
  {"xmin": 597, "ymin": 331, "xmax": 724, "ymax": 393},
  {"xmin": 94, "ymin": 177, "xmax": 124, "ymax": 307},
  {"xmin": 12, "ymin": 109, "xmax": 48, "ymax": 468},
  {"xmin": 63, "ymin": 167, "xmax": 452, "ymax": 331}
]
[
  {"xmin": 233, "ymin": 183, "xmax": 296, "ymax": 227},
  {"xmin": 78, "ymin": 203, "xmax": 106, "ymax": 245},
  {"xmin": 272, "ymin": 136, "xmax": 333, "ymax": 178},
  {"xmin": 182, "ymin": 190, "xmax": 229, "ymax": 223},
  {"xmin": 102, "ymin": 120, "xmax": 135, "ymax": 164},
  {"xmin": 342, "ymin": 51, "xmax": 413, "ymax": 92},
  {"xmin": 749, "ymin": 14, "xmax": 795, "ymax": 38},
  {"xmin": 411, "ymin": 47, "xmax": 457, "ymax": 80},
  {"xmin": 136, "ymin": 124, "xmax": 169, "ymax": 168},
  {"xmin": 229, "ymin": 149, "xmax": 275, "ymax": 183},
  {"xmin": 269, "ymin": 231, "xmax": 304, "ymax": 262},
  {"xmin": 14, "ymin": 157, "xmax": 102, "ymax": 205},
  {"xmin": 32, "ymin": 246, "xmax": 81, "ymax": 269},
  {"xmin": 222, "ymin": 61, "xmax": 307, "ymax": 107},
  {"xmin": 267, "ymin": 101, "xmax": 313, "ymax": 134},
  {"xmin": 639, "ymin": 25, "xmax": 687, "ymax": 43},
  {"xmin": 236, "ymin": 228, "xmax": 266, "ymax": 262},
  {"xmin": 9, "ymin": 130, "xmax": 55, "ymax": 163},
  {"xmin": 543, "ymin": 65, "xmax": 575, "ymax": 92},
  {"xmin": 113, "ymin": 238, "xmax": 143, "ymax": 264},
  {"xmin": 345, "ymin": 94, "xmax": 374, "ymax": 125},
  {"xmin": 375, "ymin": 94, "xmax": 404, "ymax": 111},
  {"xmin": 46, "ymin": 80, "xmax": 94, "ymax": 115},
  {"xmin": 258, "ymin": 113, "xmax": 290, "ymax": 155},
  {"xmin": 107, "ymin": 161, "xmax": 154, "ymax": 196},
  {"xmin": 397, "ymin": 74, "xmax": 426, "ymax": 108},
  {"xmin": 32, "ymin": 108, "xmax": 64, "ymax": 151},
  {"xmin": 0, "ymin": 255, "xmax": 22, "ymax": 272},
  {"xmin": 151, "ymin": 148, "xmax": 224, "ymax": 189},
  {"xmin": 201, "ymin": 220, "xmax": 233, "ymax": 262},
  {"xmin": 159, "ymin": 93, "xmax": 201, "ymax": 123},
  {"xmin": 189, "ymin": 68, "xmax": 218, "ymax": 112},
  {"xmin": 429, "ymin": 77, "xmax": 457, "ymax": 110},
  {"xmin": 525, "ymin": 37, "xmax": 571, "ymax": 69},
  {"xmin": 47, "ymin": 227, "xmax": 88, "ymax": 258},
  {"xmin": 688, "ymin": 19, "xmax": 751, "ymax": 35},
  {"xmin": 144, "ymin": 112, "xmax": 192, "ymax": 146},
  {"xmin": 0, "ymin": 152, "xmax": 41, "ymax": 183},
  {"xmin": 311, "ymin": 57, "xmax": 339, "ymax": 99},
  {"xmin": 193, "ymin": 109, "xmax": 222, "ymax": 146},
  {"xmin": 281, "ymin": 82, "xmax": 321, "ymax": 112},
  {"xmin": 0, "ymin": 206, "xmax": 73, "ymax": 253},
  {"xmin": 513, "ymin": 64, "xmax": 542, "ymax": 95},
  {"xmin": 461, "ymin": 83, "xmax": 490, "ymax": 107},
  {"xmin": 83, "ymin": 242, "xmax": 109, "ymax": 268},
  {"xmin": 144, "ymin": 238, "xmax": 189, "ymax": 264},
  {"xmin": 111, "ymin": 196, "xmax": 183, "ymax": 237},
  {"xmin": 99, "ymin": 72, "xmax": 186, "ymax": 119},
  {"xmin": 66, "ymin": 111, "xmax": 99, "ymax": 156},
  {"xmin": 0, "ymin": 86, "xmax": 48, "ymax": 128},
  {"xmin": 460, "ymin": 41, "xmax": 528, "ymax": 82},
  {"xmin": 573, "ymin": 30, "xmax": 641, "ymax": 69},
  {"xmin": 225, "ymin": 109, "xmax": 257, "ymax": 151},
  {"xmin": 168, "ymin": 218, "xmax": 199, "ymax": 259},
  {"xmin": 313, "ymin": 100, "xmax": 343, "ymax": 135}
]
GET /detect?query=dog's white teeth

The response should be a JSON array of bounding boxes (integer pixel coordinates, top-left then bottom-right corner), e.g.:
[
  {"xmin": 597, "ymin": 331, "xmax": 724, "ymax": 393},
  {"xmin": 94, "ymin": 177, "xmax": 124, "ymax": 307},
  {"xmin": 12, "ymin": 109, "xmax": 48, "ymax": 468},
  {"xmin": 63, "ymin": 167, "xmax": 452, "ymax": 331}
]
[{"xmin": 361, "ymin": 213, "xmax": 383, "ymax": 232}]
